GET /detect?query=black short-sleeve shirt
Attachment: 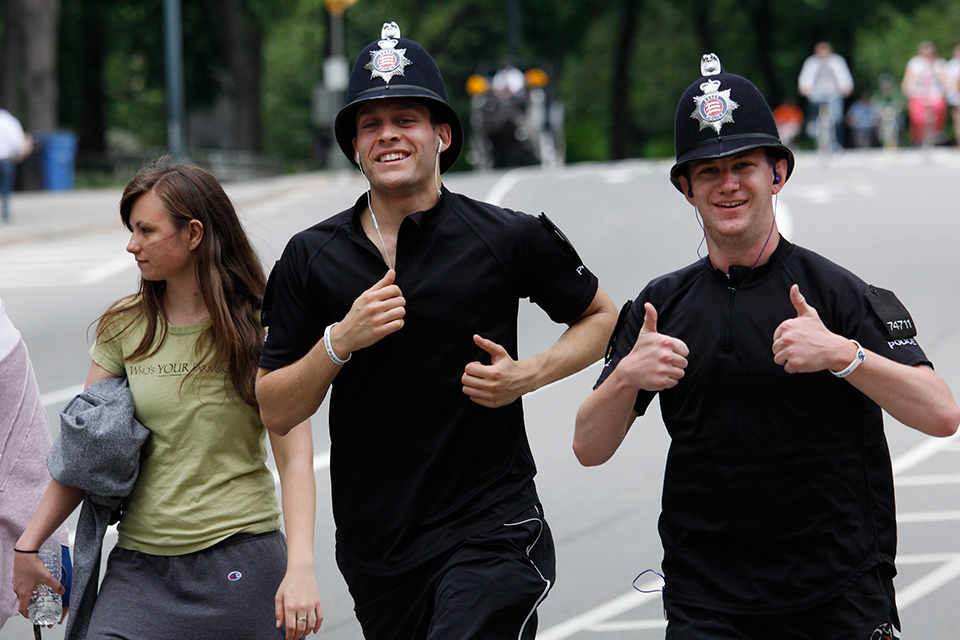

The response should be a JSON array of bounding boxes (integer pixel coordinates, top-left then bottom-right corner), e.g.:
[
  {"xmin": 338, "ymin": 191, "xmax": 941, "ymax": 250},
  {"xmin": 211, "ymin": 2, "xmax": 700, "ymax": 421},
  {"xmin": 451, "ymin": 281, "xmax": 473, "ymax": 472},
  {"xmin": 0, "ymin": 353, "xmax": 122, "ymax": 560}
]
[
  {"xmin": 261, "ymin": 187, "xmax": 598, "ymax": 574},
  {"xmin": 597, "ymin": 238, "xmax": 930, "ymax": 614}
]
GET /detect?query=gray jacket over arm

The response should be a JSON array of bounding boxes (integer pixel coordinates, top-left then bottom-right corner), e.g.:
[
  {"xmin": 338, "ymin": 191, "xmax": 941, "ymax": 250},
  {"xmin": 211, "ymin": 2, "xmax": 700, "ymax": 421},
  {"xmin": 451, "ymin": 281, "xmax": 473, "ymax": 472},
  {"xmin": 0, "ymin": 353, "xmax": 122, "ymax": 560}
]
[{"xmin": 48, "ymin": 376, "xmax": 149, "ymax": 640}]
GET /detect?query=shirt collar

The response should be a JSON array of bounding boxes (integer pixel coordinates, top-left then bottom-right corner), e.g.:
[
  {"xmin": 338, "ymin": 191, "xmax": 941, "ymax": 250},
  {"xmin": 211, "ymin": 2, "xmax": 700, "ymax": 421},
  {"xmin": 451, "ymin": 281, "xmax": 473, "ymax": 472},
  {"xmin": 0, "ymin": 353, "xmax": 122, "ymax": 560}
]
[
  {"xmin": 708, "ymin": 235, "xmax": 794, "ymax": 287},
  {"xmin": 348, "ymin": 186, "xmax": 451, "ymax": 235}
]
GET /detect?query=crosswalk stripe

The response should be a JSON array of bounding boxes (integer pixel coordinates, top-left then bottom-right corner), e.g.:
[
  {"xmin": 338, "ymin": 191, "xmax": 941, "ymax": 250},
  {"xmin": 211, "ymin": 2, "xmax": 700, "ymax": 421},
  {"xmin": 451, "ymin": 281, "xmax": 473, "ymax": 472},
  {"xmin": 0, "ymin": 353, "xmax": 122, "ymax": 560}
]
[{"xmin": 0, "ymin": 232, "xmax": 133, "ymax": 288}]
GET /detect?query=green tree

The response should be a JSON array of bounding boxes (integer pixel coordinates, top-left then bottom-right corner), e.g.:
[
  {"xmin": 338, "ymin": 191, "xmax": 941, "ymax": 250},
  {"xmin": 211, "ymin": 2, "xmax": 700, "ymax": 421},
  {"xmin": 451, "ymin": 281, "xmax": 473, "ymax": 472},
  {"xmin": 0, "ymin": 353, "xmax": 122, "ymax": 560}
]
[
  {"xmin": 260, "ymin": 0, "xmax": 325, "ymax": 164},
  {"xmin": 856, "ymin": 0, "xmax": 960, "ymax": 90},
  {"xmin": 1, "ymin": 0, "xmax": 62, "ymax": 131},
  {"xmin": 32, "ymin": 0, "xmax": 957, "ymax": 172}
]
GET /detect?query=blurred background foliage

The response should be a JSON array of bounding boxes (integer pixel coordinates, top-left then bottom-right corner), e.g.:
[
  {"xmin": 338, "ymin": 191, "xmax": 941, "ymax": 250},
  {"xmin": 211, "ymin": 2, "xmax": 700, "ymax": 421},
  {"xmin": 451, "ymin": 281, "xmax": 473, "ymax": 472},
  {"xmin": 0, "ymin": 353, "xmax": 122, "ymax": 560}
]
[{"xmin": 4, "ymin": 0, "xmax": 960, "ymax": 176}]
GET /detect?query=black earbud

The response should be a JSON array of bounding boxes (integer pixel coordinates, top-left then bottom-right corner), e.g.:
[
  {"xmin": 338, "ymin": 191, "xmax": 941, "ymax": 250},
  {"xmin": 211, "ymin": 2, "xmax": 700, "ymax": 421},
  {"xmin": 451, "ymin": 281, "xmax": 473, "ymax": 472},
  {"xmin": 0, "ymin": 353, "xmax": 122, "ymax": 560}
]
[
  {"xmin": 688, "ymin": 188, "xmax": 694, "ymax": 197},
  {"xmin": 773, "ymin": 172, "xmax": 780, "ymax": 185}
]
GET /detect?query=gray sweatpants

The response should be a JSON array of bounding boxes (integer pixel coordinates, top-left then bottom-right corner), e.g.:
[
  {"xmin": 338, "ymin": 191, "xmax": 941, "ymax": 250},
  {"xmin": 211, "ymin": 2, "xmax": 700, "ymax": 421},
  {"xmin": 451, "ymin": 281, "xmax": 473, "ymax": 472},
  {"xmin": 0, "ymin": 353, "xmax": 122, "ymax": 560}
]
[{"xmin": 86, "ymin": 531, "xmax": 287, "ymax": 640}]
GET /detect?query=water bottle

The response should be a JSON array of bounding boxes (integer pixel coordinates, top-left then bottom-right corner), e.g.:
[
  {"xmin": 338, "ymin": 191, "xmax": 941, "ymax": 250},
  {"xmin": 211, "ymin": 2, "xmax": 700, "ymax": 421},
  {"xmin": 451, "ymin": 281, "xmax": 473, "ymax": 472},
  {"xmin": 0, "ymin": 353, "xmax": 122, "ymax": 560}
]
[{"xmin": 27, "ymin": 538, "xmax": 63, "ymax": 627}]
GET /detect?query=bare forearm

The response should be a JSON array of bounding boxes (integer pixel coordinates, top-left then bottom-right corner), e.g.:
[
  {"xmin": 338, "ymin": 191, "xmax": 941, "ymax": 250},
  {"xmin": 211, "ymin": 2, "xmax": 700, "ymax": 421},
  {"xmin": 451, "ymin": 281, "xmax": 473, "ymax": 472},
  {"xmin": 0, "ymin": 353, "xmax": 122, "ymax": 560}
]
[
  {"xmin": 522, "ymin": 288, "xmax": 617, "ymax": 394},
  {"xmin": 772, "ymin": 288, "xmax": 959, "ymax": 437},
  {"xmin": 17, "ymin": 480, "xmax": 85, "ymax": 550},
  {"xmin": 269, "ymin": 422, "xmax": 317, "ymax": 565},
  {"xmin": 269, "ymin": 421, "xmax": 323, "ymax": 636},
  {"xmin": 257, "ymin": 345, "xmax": 339, "ymax": 434},
  {"xmin": 574, "ymin": 370, "xmax": 638, "ymax": 466},
  {"xmin": 847, "ymin": 355, "xmax": 960, "ymax": 437}
]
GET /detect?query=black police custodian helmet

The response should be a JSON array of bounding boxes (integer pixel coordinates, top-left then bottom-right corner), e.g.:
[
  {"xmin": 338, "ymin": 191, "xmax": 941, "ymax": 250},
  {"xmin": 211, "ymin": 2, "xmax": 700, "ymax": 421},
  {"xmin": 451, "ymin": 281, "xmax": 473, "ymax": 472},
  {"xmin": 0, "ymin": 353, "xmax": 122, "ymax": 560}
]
[
  {"xmin": 334, "ymin": 22, "xmax": 464, "ymax": 174},
  {"xmin": 669, "ymin": 53, "xmax": 794, "ymax": 192}
]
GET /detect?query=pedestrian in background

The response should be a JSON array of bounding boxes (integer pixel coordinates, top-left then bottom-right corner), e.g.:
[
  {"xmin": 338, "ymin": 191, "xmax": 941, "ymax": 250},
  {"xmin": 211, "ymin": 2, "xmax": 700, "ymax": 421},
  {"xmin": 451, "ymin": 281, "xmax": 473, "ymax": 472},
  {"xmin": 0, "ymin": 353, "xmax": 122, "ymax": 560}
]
[
  {"xmin": 902, "ymin": 41, "xmax": 949, "ymax": 145},
  {"xmin": 944, "ymin": 44, "xmax": 960, "ymax": 144},
  {"xmin": 772, "ymin": 98, "xmax": 804, "ymax": 147},
  {"xmin": 798, "ymin": 41, "xmax": 854, "ymax": 149},
  {"xmin": 14, "ymin": 162, "xmax": 322, "ymax": 640},
  {"xmin": 0, "ymin": 108, "xmax": 30, "ymax": 223},
  {"xmin": 846, "ymin": 92, "xmax": 880, "ymax": 148},
  {"xmin": 575, "ymin": 53, "xmax": 960, "ymax": 640},
  {"xmin": 1, "ymin": 297, "xmax": 71, "ymax": 630},
  {"xmin": 256, "ymin": 21, "xmax": 616, "ymax": 640},
  {"xmin": 872, "ymin": 73, "xmax": 906, "ymax": 148}
]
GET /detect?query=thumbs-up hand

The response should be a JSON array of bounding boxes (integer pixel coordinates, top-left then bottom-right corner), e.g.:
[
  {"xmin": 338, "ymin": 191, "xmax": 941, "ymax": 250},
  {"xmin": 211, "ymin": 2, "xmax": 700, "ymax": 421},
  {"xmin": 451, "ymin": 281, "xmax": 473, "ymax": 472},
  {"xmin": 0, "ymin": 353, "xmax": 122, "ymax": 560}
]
[
  {"xmin": 639, "ymin": 302, "xmax": 659, "ymax": 335},
  {"xmin": 773, "ymin": 284, "xmax": 850, "ymax": 374},
  {"xmin": 619, "ymin": 303, "xmax": 689, "ymax": 392},
  {"xmin": 462, "ymin": 335, "xmax": 526, "ymax": 408},
  {"xmin": 789, "ymin": 283, "xmax": 819, "ymax": 319}
]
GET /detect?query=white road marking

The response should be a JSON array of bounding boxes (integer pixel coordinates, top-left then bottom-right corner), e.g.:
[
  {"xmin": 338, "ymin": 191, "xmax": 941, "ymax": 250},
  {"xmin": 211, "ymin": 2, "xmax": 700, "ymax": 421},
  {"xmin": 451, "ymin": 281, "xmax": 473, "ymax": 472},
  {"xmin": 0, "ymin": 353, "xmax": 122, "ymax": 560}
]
[
  {"xmin": 896, "ymin": 554, "xmax": 960, "ymax": 609},
  {"xmin": 892, "ymin": 433, "xmax": 959, "ymax": 474},
  {"xmin": 896, "ymin": 473, "xmax": 960, "ymax": 486},
  {"xmin": 537, "ymin": 579, "xmax": 663, "ymax": 640},
  {"xmin": 486, "ymin": 168, "xmax": 527, "ymax": 207},
  {"xmin": 0, "ymin": 232, "xmax": 133, "ymax": 288},
  {"xmin": 898, "ymin": 510, "xmax": 960, "ymax": 523}
]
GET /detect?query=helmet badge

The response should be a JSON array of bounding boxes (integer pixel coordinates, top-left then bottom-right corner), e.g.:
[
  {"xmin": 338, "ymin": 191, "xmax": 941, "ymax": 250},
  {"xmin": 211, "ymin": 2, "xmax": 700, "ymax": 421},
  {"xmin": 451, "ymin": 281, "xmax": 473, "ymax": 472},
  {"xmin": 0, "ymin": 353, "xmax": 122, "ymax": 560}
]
[
  {"xmin": 690, "ymin": 53, "xmax": 738, "ymax": 134},
  {"xmin": 365, "ymin": 22, "xmax": 412, "ymax": 84}
]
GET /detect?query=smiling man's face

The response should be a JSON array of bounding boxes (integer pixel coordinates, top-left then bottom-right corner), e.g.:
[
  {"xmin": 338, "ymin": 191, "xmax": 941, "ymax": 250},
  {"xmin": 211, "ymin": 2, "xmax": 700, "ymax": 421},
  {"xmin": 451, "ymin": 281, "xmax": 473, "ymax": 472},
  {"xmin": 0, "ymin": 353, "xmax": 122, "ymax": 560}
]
[{"xmin": 353, "ymin": 99, "xmax": 451, "ymax": 200}]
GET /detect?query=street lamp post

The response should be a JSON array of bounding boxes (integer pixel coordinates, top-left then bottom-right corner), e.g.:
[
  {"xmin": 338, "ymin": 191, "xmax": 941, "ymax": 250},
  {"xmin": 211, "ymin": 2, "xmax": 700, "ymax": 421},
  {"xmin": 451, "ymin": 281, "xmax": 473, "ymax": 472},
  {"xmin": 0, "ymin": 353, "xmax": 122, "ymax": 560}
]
[
  {"xmin": 312, "ymin": 0, "xmax": 357, "ymax": 170},
  {"xmin": 163, "ymin": 0, "xmax": 186, "ymax": 161},
  {"xmin": 324, "ymin": 0, "xmax": 352, "ymax": 96},
  {"xmin": 507, "ymin": 0, "xmax": 521, "ymax": 60}
]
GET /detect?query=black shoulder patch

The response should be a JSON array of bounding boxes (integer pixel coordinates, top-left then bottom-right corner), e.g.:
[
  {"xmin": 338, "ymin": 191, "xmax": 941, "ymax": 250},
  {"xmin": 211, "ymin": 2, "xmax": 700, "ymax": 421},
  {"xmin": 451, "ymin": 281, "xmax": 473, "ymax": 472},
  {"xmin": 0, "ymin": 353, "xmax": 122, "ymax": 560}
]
[
  {"xmin": 865, "ymin": 285, "xmax": 917, "ymax": 339},
  {"xmin": 539, "ymin": 212, "xmax": 585, "ymax": 274},
  {"xmin": 605, "ymin": 300, "xmax": 634, "ymax": 363},
  {"xmin": 261, "ymin": 261, "xmax": 279, "ymax": 328}
]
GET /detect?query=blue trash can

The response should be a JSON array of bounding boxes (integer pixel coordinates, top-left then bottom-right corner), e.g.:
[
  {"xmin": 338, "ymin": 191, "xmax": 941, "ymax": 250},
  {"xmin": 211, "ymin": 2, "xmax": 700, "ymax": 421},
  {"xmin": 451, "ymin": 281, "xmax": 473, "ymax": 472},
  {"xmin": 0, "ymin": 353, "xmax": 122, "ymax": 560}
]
[{"xmin": 41, "ymin": 132, "xmax": 77, "ymax": 191}]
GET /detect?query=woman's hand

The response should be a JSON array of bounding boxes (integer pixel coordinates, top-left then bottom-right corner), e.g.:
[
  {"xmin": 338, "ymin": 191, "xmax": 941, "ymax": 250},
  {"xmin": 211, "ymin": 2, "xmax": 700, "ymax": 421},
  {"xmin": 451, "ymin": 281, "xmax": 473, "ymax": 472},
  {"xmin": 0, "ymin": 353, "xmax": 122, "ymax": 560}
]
[
  {"xmin": 274, "ymin": 560, "xmax": 323, "ymax": 639},
  {"xmin": 12, "ymin": 550, "xmax": 64, "ymax": 619}
]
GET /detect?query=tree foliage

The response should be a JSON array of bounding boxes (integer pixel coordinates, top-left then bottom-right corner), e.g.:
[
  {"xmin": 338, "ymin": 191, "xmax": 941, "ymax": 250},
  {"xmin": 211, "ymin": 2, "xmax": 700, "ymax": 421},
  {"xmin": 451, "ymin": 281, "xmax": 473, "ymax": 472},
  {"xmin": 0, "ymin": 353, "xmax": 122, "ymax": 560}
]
[{"xmin": 0, "ymin": 0, "xmax": 952, "ymax": 169}]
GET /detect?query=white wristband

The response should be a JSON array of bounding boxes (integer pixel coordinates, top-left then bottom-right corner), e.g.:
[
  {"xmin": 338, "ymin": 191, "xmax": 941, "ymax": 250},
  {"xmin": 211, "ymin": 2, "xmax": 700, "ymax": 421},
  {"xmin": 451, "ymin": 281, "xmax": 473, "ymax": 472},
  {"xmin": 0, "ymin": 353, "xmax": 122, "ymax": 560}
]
[
  {"xmin": 831, "ymin": 340, "xmax": 865, "ymax": 378},
  {"xmin": 324, "ymin": 323, "xmax": 351, "ymax": 366}
]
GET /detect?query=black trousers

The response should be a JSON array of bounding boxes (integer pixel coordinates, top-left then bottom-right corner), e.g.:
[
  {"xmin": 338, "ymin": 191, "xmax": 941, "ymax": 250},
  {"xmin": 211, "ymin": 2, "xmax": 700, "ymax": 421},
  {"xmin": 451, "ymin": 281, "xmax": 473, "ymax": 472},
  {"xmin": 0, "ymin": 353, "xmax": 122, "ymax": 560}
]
[
  {"xmin": 665, "ymin": 564, "xmax": 901, "ymax": 640},
  {"xmin": 339, "ymin": 504, "xmax": 556, "ymax": 640}
]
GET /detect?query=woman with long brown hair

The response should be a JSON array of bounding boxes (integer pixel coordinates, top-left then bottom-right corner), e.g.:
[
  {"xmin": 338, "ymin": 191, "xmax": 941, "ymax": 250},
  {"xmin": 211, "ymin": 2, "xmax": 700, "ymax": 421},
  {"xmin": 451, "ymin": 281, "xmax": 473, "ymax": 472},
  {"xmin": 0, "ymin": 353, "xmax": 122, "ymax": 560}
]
[{"xmin": 14, "ymin": 162, "xmax": 322, "ymax": 639}]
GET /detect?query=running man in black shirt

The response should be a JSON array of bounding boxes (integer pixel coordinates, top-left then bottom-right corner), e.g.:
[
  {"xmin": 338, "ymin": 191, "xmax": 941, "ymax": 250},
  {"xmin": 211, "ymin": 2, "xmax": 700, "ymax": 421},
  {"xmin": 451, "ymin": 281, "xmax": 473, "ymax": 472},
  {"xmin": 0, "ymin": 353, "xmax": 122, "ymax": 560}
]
[
  {"xmin": 575, "ymin": 53, "xmax": 959, "ymax": 640},
  {"xmin": 256, "ymin": 22, "xmax": 616, "ymax": 640}
]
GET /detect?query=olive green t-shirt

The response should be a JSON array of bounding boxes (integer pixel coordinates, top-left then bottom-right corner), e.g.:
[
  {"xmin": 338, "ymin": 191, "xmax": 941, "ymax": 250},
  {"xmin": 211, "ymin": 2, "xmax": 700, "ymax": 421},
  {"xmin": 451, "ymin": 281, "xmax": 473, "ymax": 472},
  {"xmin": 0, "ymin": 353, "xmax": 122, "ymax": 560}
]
[{"xmin": 90, "ymin": 316, "xmax": 280, "ymax": 555}]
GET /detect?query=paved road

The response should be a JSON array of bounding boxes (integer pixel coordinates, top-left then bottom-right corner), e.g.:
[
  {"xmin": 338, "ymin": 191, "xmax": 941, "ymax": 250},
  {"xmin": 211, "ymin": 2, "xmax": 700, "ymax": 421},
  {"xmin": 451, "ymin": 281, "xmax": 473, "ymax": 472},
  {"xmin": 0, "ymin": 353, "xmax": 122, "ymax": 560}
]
[{"xmin": 3, "ymin": 148, "xmax": 960, "ymax": 639}]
